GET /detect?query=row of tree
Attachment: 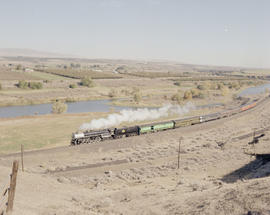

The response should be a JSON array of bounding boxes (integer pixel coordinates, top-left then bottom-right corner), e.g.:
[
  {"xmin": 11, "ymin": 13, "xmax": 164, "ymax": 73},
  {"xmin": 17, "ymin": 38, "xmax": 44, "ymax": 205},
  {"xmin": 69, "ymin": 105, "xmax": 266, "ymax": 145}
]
[{"xmin": 17, "ymin": 81, "xmax": 43, "ymax": 89}]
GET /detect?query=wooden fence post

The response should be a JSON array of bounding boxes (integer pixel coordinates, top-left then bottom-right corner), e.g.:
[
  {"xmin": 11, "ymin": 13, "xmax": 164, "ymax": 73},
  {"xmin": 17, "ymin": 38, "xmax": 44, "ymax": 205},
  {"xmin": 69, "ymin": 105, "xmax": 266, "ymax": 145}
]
[
  {"xmin": 6, "ymin": 160, "xmax": 19, "ymax": 214},
  {"xmin": 21, "ymin": 145, "xmax": 24, "ymax": 172},
  {"xmin": 178, "ymin": 138, "xmax": 182, "ymax": 169}
]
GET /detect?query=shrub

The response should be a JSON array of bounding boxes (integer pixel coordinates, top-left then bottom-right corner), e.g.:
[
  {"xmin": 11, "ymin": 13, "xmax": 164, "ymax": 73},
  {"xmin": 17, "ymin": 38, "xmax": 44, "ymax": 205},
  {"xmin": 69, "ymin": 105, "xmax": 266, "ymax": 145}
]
[
  {"xmin": 174, "ymin": 81, "xmax": 181, "ymax": 87},
  {"xmin": 210, "ymin": 82, "xmax": 217, "ymax": 90},
  {"xmin": 0, "ymin": 83, "xmax": 2, "ymax": 90},
  {"xmin": 197, "ymin": 82, "xmax": 210, "ymax": 90},
  {"xmin": 183, "ymin": 90, "xmax": 193, "ymax": 100},
  {"xmin": 197, "ymin": 91, "xmax": 205, "ymax": 99},
  {"xmin": 171, "ymin": 93, "xmax": 182, "ymax": 104},
  {"xmin": 197, "ymin": 84, "xmax": 206, "ymax": 90},
  {"xmin": 52, "ymin": 101, "xmax": 67, "ymax": 114},
  {"xmin": 190, "ymin": 88, "xmax": 200, "ymax": 98},
  {"xmin": 65, "ymin": 98, "xmax": 76, "ymax": 103},
  {"xmin": 16, "ymin": 64, "xmax": 22, "ymax": 70},
  {"xmin": 18, "ymin": 81, "xmax": 43, "ymax": 89},
  {"xmin": 115, "ymin": 66, "xmax": 127, "ymax": 73},
  {"xmin": 28, "ymin": 82, "xmax": 43, "ymax": 89},
  {"xmin": 69, "ymin": 84, "xmax": 77, "ymax": 89},
  {"xmin": 81, "ymin": 77, "xmax": 94, "ymax": 87},
  {"xmin": 221, "ymin": 86, "xmax": 230, "ymax": 96},
  {"xmin": 121, "ymin": 89, "xmax": 131, "ymax": 96},
  {"xmin": 108, "ymin": 89, "xmax": 117, "ymax": 98},
  {"xmin": 231, "ymin": 82, "xmax": 240, "ymax": 90},
  {"xmin": 132, "ymin": 87, "xmax": 140, "ymax": 95},
  {"xmin": 18, "ymin": 80, "xmax": 28, "ymax": 89},
  {"xmin": 227, "ymin": 81, "xmax": 240, "ymax": 90},
  {"xmin": 217, "ymin": 83, "xmax": 225, "ymax": 90},
  {"xmin": 232, "ymin": 94, "xmax": 240, "ymax": 100},
  {"xmin": 133, "ymin": 92, "xmax": 142, "ymax": 103}
]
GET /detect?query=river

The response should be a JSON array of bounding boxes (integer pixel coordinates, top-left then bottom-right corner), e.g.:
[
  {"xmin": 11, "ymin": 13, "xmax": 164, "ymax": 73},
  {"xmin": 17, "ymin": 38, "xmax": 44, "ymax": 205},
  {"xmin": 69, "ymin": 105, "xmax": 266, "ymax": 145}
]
[
  {"xmin": 0, "ymin": 100, "xmax": 131, "ymax": 118},
  {"xmin": 0, "ymin": 82, "xmax": 269, "ymax": 118}
]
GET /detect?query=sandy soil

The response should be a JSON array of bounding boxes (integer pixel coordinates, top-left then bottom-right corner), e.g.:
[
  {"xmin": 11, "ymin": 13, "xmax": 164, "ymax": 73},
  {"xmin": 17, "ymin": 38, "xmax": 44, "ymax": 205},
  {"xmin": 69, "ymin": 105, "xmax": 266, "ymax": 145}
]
[{"xmin": 0, "ymin": 97, "xmax": 270, "ymax": 214}]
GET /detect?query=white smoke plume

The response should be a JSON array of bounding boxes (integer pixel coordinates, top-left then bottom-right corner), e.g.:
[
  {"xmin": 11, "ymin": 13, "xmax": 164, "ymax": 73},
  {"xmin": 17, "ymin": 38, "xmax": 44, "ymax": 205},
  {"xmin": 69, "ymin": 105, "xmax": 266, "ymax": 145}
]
[{"xmin": 79, "ymin": 102, "xmax": 195, "ymax": 131}]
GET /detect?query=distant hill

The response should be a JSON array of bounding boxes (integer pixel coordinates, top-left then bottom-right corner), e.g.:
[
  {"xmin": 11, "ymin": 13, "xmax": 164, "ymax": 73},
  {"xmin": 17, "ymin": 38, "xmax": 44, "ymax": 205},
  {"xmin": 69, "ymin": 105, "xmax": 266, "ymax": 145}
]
[{"xmin": 0, "ymin": 48, "xmax": 78, "ymax": 58}]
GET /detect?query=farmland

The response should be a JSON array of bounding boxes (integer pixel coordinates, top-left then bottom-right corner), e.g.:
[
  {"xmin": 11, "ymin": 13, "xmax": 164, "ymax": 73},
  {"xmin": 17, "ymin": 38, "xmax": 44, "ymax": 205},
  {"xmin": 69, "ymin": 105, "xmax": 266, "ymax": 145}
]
[{"xmin": 0, "ymin": 57, "xmax": 267, "ymax": 108}]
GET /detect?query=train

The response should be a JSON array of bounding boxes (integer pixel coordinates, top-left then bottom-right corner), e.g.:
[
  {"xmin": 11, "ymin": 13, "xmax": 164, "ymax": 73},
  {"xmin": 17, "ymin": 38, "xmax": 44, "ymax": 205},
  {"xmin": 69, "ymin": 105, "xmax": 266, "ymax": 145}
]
[{"xmin": 70, "ymin": 97, "xmax": 266, "ymax": 145}]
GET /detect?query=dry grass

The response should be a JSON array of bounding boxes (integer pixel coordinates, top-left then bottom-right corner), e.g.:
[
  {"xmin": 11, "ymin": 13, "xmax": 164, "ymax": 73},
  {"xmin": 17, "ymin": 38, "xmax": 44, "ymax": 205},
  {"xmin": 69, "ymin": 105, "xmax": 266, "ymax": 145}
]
[
  {"xmin": 0, "ymin": 112, "xmax": 108, "ymax": 154},
  {"xmin": 0, "ymin": 70, "xmax": 40, "ymax": 80}
]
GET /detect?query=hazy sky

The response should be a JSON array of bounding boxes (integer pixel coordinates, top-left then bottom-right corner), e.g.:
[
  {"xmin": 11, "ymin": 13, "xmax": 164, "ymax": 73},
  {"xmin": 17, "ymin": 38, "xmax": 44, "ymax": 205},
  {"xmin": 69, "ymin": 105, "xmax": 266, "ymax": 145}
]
[{"xmin": 0, "ymin": 0, "xmax": 269, "ymax": 68}]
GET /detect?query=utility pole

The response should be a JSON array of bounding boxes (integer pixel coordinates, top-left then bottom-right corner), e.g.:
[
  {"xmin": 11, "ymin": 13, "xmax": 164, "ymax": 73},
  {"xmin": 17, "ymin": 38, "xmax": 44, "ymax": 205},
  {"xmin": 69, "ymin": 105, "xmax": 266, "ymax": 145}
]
[
  {"xmin": 178, "ymin": 137, "xmax": 182, "ymax": 169},
  {"xmin": 21, "ymin": 145, "xmax": 24, "ymax": 172}
]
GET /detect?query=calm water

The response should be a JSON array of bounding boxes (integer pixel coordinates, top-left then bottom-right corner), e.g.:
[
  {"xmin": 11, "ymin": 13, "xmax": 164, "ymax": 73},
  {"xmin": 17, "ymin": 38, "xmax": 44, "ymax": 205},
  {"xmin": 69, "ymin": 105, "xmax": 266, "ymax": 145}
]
[
  {"xmin": 238, "ymin": 82, "xmax": 270, "ymax": 96},
  {"xmin": 0, "ymin": 100, "xmax": 132, "ymax": 118},
  {"xmin": 0, "ymin": 82, "xmax": 269, "ymax": 118}
]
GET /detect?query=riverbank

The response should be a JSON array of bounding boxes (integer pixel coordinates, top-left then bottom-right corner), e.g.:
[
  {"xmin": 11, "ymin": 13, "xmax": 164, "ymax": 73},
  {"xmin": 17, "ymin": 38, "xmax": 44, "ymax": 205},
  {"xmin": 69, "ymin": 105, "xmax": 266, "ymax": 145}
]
[
  {"xmin": 0, "ymin": 77, "xmax": 266, "ymax": 109},
  {"xmin": 0, "ymin": 101, "xmax": 231, "ymax": 154},
  {"xmin": 0, "ymin": 80, "xmax": 266, "ymax": 118}
]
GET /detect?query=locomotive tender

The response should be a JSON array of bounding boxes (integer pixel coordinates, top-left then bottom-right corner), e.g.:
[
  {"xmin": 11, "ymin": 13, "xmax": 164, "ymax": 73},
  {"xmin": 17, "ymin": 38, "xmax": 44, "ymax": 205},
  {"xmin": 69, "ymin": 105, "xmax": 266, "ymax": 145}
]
[{"xmin": 71, "ymin": 98, "xmax": 263, "ymax": 145}]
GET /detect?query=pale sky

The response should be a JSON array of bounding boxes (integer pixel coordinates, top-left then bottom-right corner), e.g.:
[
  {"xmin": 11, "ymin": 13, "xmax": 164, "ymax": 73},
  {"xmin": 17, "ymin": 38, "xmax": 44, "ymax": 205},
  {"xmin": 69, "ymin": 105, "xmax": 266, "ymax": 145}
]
[{"xmin": 0, "ymin": 0, "xmax": 269, "ymax": 68}]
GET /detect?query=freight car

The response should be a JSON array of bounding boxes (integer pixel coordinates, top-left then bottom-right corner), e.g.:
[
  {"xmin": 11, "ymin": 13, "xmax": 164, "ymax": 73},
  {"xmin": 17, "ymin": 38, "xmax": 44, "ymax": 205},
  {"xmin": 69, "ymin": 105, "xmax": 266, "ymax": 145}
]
[{"xmin": 71, "ymin": 97, "xmax": 266, "ymax": 145}]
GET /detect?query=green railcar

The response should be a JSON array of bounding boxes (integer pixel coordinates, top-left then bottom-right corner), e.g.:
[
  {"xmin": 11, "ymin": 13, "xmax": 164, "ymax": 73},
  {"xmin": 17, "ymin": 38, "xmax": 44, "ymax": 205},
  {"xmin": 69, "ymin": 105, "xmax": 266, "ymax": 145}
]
[
  {"xmin": 174, "ymin": 116, "xmax": 202, "ymax": 128},
  {"xmin": 139, "ymin": 121, "xmax": 174, "ymax": 134},
  {"xmin": 153, "ymin": 121, "xmax": 174, "ymax": 131},
  {"xmin": 139, "ymin": 125, "xmax": 152, "ymax": 134}
]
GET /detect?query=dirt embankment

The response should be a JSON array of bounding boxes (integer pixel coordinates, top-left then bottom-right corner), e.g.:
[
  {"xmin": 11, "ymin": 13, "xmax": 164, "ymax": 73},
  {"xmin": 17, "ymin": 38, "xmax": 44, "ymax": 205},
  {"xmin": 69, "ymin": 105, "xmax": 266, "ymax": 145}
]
[{"xmin": 0, "ymin": 96, "xmax": 270, "ymax": 214}]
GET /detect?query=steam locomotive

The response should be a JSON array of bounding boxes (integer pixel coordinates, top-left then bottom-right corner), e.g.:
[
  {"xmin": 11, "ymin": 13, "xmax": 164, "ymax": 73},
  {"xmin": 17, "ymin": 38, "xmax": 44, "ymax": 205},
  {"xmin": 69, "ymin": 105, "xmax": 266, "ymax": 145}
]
[{"xmin": 71, "ymin": 98, "xmax": 265, "ymax": 145}]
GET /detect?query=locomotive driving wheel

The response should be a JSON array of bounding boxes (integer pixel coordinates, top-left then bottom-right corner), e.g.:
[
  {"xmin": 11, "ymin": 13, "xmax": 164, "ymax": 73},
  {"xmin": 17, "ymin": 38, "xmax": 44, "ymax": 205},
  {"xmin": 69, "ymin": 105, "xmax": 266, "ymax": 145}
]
[{"xmin": 95, "ymin": 136, "xmax": 102, "ymax": 143}]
